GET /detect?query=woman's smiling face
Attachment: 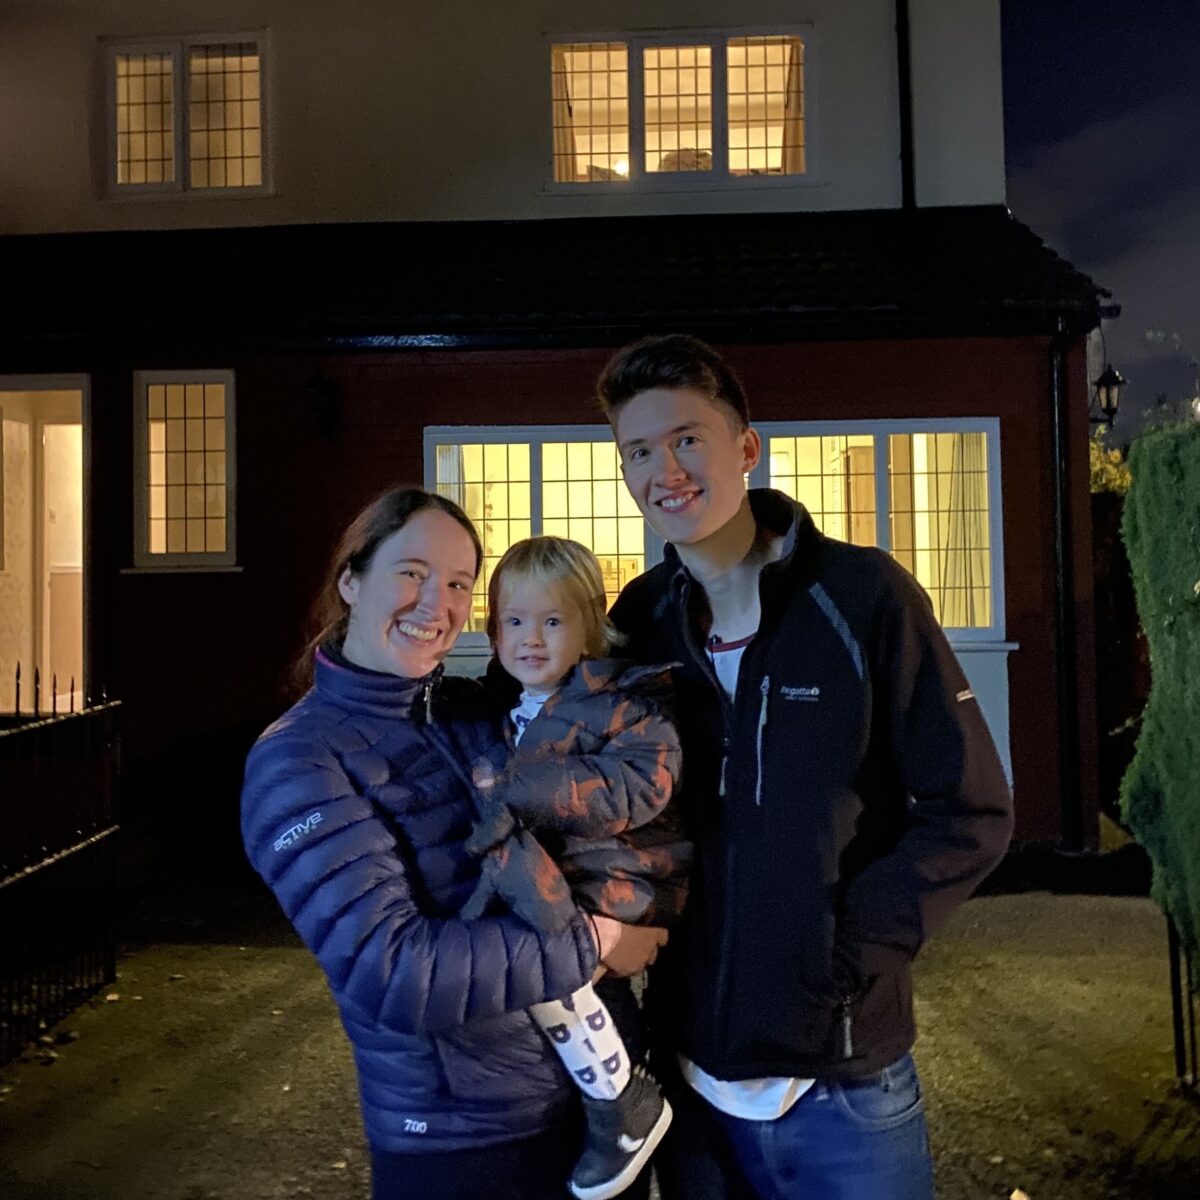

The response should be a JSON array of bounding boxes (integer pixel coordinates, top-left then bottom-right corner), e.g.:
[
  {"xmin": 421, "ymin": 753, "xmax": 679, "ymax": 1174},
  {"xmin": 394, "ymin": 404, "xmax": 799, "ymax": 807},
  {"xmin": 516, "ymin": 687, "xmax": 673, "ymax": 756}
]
[{"xmin": 337, "ymin": 508, "xmax": 478, "ymax": 678}]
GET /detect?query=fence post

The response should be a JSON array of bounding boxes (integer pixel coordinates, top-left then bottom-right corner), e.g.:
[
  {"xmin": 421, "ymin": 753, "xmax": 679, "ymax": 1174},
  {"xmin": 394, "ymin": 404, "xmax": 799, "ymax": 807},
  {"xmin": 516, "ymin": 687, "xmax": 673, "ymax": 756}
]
[{"xmin": 1168, "ymin": 915, "xmax": 1198, "ymax": 1088}]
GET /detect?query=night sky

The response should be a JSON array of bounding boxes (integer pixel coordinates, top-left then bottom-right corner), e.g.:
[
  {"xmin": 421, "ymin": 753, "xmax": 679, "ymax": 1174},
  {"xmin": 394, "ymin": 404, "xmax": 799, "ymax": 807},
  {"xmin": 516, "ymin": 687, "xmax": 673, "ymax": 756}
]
[{"xmin": 1002, "ymin": 0, "xmax": 1200, "ymax": 437}]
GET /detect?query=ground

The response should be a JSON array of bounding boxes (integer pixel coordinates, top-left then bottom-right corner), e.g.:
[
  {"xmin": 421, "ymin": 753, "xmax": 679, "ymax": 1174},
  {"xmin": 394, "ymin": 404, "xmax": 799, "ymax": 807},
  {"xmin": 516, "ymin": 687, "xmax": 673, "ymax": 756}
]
[{"xmin": 2, "ymin": 889, "xmax": 1199, "ymax": 1200}]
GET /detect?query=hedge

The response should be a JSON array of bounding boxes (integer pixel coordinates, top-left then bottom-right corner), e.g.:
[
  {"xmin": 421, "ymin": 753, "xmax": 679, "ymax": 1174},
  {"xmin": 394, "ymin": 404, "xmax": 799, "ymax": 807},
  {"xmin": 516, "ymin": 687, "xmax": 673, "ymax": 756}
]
[{"xmin": 1121, "ymin": 421, "xmax": 1200, "ymax": 969}]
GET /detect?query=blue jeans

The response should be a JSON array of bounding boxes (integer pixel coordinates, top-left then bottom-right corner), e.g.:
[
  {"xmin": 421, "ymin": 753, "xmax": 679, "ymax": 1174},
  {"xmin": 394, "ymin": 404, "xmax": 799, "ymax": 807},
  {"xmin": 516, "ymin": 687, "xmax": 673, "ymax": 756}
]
[{"xmin": 655, "ymin": 1054, "xmax": 934, "ymax": 1200}]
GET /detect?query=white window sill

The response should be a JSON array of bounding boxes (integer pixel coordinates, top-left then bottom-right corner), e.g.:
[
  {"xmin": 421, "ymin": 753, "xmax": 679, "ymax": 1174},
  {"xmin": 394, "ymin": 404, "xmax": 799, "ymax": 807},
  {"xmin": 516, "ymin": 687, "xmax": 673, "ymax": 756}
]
[{"xmin": 121, "ymin": 565, "xmax": 243, "ymax": 575}]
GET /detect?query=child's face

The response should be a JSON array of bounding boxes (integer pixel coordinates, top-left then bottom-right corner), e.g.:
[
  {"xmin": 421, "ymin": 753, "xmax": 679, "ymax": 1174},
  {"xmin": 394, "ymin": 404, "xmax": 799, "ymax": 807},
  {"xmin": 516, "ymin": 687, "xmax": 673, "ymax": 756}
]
[{"xmin": 495, "ymin": 578, "xmax": 590, "ymax": 693}]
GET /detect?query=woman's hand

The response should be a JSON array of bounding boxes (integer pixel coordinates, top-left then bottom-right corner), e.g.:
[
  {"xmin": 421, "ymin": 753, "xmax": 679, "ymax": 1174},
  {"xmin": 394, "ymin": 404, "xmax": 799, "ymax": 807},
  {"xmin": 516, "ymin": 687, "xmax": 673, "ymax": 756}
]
[{"xmin": 589, "ymin": 916, "xmax": 669, "ymax": 977}]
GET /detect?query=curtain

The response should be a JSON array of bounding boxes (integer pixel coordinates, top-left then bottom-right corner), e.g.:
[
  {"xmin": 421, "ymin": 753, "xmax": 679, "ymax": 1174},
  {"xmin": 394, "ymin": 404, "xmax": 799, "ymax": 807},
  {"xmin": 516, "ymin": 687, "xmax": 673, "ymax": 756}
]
[
  {"xmin": 939, "ymin": 433, "xmax": 990, "ymax": 627},
  {"xmin": 552, "ymin": 47, "xmax": 578, "ymax": 183},
  {"xmin": 782, "ymin": 40, "xmax": 805, "ymax": 175},
  {"xmin": 435, "ymin": 444, "xmax": 466, "ymax": 508}
]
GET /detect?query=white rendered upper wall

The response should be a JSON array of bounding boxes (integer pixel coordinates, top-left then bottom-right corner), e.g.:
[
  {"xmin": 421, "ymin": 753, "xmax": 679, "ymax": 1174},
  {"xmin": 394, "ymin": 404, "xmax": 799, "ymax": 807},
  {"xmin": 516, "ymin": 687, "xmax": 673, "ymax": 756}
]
[{"xmin": 0, "ymin": 0, "xmax": 1005, "ymax": 234}]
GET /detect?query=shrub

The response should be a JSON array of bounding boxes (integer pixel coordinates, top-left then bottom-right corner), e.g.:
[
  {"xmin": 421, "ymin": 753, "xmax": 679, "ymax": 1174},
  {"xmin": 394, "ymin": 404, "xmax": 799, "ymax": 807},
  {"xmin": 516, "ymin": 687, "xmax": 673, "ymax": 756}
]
[{"xmin": 1121, "ymin": 422, "xmax": 1200, "ymax": 971}]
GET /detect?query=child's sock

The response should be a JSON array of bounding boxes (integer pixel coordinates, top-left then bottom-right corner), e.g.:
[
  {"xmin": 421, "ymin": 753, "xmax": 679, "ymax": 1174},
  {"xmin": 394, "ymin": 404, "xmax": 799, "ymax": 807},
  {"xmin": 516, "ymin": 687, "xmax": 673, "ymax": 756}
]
[{"xmin": 530, "ymin": 983, "xmax": 632, "ymax": 1100}]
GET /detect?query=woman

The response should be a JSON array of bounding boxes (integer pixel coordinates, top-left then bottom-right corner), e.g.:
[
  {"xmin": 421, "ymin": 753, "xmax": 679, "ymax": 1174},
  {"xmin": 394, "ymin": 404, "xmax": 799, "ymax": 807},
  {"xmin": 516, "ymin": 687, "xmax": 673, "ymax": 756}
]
[{"xmin": 241, "ymin": 487, "xmax": 657, "ymax": 1200}]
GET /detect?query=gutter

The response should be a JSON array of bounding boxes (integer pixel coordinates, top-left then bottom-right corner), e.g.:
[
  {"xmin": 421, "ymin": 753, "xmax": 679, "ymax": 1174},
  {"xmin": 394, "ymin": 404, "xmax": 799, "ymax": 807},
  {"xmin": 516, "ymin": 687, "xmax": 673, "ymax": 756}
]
[
  {"xmin": 896, "ymin": 0, "xmax": 916, "ymax": 209},
  {"xmin": 1050, "ymin": 317, "xmax": 1083, "ymax": 851}
]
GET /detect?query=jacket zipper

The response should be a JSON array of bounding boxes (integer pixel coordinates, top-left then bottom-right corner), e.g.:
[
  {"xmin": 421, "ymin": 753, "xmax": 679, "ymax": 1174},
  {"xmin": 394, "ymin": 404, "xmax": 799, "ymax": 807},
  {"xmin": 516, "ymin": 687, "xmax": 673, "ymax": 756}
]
[
  {"xmin": 840, "ymin": 996, "xmax": 854, "ymax": 1058},
  {"xmin": 754, "ymin": 675, "xmax": 770, "ymax": 806},
  {"xmin": 674, "ymin": 575, "xmax": 739, "ymax": 1048},
  {"xmin": 676, "ymin": 578, "xmax": 736, "ymax": 794}
]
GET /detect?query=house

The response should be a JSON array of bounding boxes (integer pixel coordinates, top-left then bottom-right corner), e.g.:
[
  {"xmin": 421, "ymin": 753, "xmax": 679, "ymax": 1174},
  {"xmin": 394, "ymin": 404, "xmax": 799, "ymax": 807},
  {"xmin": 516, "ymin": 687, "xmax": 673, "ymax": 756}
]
[{"xmin": 0, "ymin": 0, "xmax": 1112, "ymax": 863}]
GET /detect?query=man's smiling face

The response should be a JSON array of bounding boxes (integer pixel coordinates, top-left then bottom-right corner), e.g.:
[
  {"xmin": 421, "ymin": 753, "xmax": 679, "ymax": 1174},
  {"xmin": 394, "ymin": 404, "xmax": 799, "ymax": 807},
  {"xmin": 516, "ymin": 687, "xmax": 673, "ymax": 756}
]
[{"xmin": 615, "ymin": 386, "xmax": 760, "ymax": 546}]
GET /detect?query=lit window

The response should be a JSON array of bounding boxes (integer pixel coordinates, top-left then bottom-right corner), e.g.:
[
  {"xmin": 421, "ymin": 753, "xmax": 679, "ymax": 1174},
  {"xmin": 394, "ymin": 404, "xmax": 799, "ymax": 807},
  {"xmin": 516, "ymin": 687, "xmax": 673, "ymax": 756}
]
[
  {"xmin": 540, "ymin": 441, "xmax": 645, "ymax": 606},
  {"xmin": 188, "ymin": 44, "xmax": 263, "ymax": 189},
  {"xmin": 134, "ymin": 372, "xmax": 236, "ymax": 567},
  {"xmin": 768, "ymin": 435, "xmax": 875, "ymax": 546},
  {"xmin": 644, "ymin": 45, "xmax": 713, "ymax": 174},
  {"xmin": 431, "ymin": 422, "xmax": 998, "ymax": 636},
  {"xmin": 115, "ymin": 52, "xmax": 176, "ymax": 185},
  {"xmin": 550, "ymin": 30, "xmax": 807, "ymax": 186},
  {"xmin": 428, "ymin": 430, "xmax": 649, "ymax": 636},
  {"xmin": 764, "ymin": 423, "xmax": 999, "ymax": 633},
  {"xmin": 109, "ymin": 38, "xmax": 267, "ymax": 194},
  {"xmin": 435, "ymin": 443, "xmax": 532, "ymax": 632},
  {"xmin": 889, "ymin": 433, "xmax": 991, "ymax": 628},
  {"xmin": 551, "ymin": 44, "xmax": 630, "ymax": 182},
  {"xmin": 727, "ymin": 35, "xmax": 804, "ymax": 176}
]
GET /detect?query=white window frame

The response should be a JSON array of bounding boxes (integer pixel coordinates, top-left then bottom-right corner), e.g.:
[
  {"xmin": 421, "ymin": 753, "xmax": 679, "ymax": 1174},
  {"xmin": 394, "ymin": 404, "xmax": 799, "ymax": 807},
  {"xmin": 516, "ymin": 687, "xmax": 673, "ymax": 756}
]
[
  {"xmin": 131, "ymin": 369, "xmax": 238, "ymax": 570},
  {"xmin": 750, "ymin": 417, "xmax": 1005, "ymax": 641},
  {"xmin": 545, "ymin": 25, "xmax": 818, "ymax": 193},
  {"xmin": 429, "ymin": 417, "xmax": 1003, "ymax": 642},
  {"xmin": 104, "ymin": 33, "xmax": 271, "ymax": 199}
]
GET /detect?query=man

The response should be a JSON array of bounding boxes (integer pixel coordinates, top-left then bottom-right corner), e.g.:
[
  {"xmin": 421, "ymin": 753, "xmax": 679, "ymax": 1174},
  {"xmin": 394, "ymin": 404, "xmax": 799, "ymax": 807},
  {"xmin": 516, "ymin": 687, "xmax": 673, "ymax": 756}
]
[{"xmin": 601, "ymin": 334, "xmax": 1014, "ymax": 1199}]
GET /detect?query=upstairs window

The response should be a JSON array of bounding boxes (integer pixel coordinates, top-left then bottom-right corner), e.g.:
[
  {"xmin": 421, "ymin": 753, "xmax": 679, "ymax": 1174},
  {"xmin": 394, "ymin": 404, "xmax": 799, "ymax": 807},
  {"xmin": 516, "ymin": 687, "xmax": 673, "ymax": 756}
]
[
  {"xmin": 550, "ymin": 31, "xmax": 806, "ymax": 187},
  {"xmin": 552, "ymin": 44, "xmax": 630, "ymax": 182},
  {"xmin": 108, "ymin": 36, "xmax": 267, "ymax": 194}
]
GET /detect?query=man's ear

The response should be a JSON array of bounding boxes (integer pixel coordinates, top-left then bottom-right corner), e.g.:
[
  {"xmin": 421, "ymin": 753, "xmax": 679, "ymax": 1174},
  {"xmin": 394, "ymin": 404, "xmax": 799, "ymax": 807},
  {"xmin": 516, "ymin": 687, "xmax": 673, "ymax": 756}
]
[
  {"xmin": 337, "ymin": 566, "xmax": 359, "ymax": 607},
  {"xmin": 741, "ymin": 427, "xmax": 763, "ymax": 475}
]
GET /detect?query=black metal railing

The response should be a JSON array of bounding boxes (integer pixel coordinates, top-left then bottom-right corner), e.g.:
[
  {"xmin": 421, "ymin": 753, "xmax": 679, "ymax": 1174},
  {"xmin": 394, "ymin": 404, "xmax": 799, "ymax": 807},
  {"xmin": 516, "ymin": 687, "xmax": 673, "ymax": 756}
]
[
  {"xmin": 0, "ymin": 677, "xmax": 120, "ymax": 1066},
  {"xmin": 1168, "ymin": 917, "xmax": 1198, "ymax": 1093}
]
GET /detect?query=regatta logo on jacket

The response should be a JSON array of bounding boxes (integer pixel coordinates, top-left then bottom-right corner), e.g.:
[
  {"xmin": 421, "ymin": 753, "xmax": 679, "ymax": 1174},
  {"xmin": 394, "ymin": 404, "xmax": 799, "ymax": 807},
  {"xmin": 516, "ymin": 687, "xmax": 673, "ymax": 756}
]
[
  {"xmin": 273, "ymin": 811, "xmax": 324, "ymax": 852},
  {"xmin": 780, "ymin": 684, "xmax": 821, "ymax": 702}
]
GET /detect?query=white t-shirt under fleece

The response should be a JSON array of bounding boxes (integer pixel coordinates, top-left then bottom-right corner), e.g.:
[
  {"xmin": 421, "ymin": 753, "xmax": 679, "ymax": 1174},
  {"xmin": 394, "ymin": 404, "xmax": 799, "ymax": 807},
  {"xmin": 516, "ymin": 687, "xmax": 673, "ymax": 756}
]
[{"xmin": 679, "ymin": 635, "xmax": 815, "ymax": 1120}]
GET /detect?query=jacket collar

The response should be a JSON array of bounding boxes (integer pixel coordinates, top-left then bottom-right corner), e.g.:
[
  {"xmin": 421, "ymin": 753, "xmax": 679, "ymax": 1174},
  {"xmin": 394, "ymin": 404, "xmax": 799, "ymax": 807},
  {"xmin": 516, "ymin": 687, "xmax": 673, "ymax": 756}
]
[
  {"xmin": 553, "ymin": 657, "xmax": 674, "ymax": 702},
  {"xmin": 661, "ymin": 489, "xmax": 823, "ymax": 600},
  {"xmin": 314, "ymin": 643, "xmax": 443, "ymax": 722}
]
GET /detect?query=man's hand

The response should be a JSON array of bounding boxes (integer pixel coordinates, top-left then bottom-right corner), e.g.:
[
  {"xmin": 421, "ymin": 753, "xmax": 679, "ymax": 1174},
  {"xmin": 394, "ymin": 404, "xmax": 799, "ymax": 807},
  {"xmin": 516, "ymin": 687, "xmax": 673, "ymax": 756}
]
[{"xmin": 590, "ymin": 917, "xmax": 669, "ymax": 977}]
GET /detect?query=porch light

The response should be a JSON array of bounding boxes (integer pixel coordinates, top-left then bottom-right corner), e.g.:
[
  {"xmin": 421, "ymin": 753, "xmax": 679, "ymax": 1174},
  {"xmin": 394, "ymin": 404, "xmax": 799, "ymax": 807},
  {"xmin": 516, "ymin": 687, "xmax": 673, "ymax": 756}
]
[{"xmin": 1090, "ymin": 364, "xmax": 1126, "ymax": 429}]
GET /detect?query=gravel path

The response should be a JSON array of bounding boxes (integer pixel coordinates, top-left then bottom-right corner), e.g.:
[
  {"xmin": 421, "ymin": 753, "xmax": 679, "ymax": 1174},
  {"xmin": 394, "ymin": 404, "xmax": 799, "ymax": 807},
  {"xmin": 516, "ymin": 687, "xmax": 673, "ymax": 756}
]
[{"xmin": 1, "ymin": 892, "xmax": 1198, "ymax": 1199}]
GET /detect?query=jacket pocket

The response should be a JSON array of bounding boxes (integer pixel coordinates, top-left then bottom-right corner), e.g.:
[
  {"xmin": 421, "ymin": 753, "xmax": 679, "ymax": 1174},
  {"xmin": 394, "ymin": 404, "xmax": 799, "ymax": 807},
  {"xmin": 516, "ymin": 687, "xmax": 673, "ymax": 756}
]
[
  {"xmin": 730, "ymin": 964, "xmax": 843, "ymax": 1065},
  {"xmin": 843, "ymin": 972, "xmax": 904, "ymax": 1062}
]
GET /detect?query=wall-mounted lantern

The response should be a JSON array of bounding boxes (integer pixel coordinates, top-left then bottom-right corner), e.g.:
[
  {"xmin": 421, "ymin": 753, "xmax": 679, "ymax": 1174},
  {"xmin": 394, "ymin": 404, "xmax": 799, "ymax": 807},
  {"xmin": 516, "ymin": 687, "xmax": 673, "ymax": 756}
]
[{"xmin": 1089, "ymin": 364, "xmax": 1126, "ymax": 429}]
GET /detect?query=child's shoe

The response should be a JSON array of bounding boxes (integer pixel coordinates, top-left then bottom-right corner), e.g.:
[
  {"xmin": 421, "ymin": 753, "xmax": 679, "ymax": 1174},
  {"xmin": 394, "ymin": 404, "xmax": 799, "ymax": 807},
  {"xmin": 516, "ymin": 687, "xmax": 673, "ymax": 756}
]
[{"xmin": 569, "ymin": 1067, "xmax": 672, "ymax": 1200}]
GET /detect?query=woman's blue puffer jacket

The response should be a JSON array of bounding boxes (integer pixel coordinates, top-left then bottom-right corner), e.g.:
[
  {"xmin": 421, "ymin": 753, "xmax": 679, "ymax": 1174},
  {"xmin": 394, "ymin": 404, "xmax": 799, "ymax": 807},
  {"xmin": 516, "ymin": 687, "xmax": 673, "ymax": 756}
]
[{"xmin": 241, "ymin": 649, "xmax": 598, "ymax": 1153}]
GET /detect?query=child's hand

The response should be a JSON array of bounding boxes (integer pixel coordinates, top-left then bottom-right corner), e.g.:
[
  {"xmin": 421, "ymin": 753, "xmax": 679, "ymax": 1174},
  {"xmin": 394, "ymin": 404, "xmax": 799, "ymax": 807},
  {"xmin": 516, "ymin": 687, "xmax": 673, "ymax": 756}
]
[
  {"xmin": 465, "ymin": 795, "xmax": 516, "ymax": 856},
  {"xmin": 598, "ymin": 923, "xmax": 669, "ymax": 977}
]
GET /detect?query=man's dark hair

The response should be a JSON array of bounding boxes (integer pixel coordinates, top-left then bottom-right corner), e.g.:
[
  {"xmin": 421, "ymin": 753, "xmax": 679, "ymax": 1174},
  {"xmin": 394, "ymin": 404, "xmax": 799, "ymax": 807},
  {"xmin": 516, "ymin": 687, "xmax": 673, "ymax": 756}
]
[{"xmin": 596, "ymin": 334, "xmax": 750, "ymax": 430}]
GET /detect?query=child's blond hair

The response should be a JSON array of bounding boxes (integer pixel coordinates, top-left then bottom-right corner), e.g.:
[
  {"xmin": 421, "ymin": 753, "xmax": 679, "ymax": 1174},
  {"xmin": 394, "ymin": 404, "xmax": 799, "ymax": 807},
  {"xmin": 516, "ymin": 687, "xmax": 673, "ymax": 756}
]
[{"xmin": 487, "ymin": 537, "xmax": 621, "ymax": 659}]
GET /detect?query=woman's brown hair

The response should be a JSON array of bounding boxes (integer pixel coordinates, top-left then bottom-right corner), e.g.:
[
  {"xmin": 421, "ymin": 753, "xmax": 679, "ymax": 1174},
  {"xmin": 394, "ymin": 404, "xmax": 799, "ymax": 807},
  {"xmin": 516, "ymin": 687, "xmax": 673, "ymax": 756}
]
[{"xmin": 290, "ymin": 486, "xmax": 482, "ymax": 694}]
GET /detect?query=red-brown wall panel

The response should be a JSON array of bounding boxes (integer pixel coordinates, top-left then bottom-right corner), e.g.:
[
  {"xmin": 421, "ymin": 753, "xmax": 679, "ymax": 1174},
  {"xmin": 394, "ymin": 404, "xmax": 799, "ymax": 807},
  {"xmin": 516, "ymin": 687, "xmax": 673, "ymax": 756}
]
[{"xmin": 85, "ymin": 336, "xmax": 1096, "ymax": 860}]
